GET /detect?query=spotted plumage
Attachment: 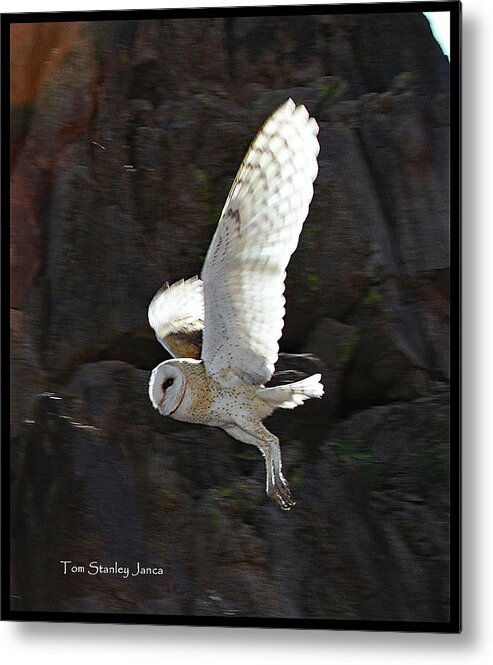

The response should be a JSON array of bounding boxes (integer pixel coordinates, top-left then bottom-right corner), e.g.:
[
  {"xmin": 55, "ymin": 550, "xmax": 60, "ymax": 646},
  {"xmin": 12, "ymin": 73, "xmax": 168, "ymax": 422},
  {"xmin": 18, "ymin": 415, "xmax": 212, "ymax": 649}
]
[{"xmin": 148, "ymin": 99, "xmax": 323, "ymax": 510}]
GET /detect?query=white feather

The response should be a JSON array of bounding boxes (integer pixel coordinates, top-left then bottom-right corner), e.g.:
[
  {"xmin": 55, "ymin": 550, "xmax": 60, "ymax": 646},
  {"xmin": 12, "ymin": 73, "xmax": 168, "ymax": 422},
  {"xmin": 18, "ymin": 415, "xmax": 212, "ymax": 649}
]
[
  {"xmin": 258, "ymin": 373, "xmax": 324, "ymax": 409},
  {"xmin": 148, "ymin": 276, "xmax": 204, "ymax": 357},
  {"xmin": 201, "ymin": 99, "xmax": 320, "ymax": 385}
]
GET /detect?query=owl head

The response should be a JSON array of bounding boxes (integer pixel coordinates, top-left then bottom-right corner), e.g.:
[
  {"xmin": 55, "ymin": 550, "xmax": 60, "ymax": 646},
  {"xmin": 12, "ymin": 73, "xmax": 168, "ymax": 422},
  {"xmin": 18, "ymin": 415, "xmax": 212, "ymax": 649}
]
[{"xmin": 148, "ymin": 361, "xmax": 186, "ymax": 415}]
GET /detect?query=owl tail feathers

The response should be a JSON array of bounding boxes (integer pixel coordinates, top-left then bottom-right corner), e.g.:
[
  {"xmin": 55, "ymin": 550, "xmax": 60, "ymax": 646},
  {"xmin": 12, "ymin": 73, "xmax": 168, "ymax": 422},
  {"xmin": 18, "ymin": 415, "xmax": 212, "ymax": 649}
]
[{"xmin": 258, "ymin": 373, "xmax": 324, "ymax": 410}]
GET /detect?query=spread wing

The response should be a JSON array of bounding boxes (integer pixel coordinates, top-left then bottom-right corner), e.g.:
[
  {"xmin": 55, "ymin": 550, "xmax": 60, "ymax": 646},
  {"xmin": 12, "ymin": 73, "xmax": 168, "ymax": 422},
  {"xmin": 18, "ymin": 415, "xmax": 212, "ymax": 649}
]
[
  {"xmin": 200, "ymin": 99, "xmax": 319, "ymax": 385},
  {"xmin": 148, "ymin": 276, "xmax": 204, "ymax": 359}
]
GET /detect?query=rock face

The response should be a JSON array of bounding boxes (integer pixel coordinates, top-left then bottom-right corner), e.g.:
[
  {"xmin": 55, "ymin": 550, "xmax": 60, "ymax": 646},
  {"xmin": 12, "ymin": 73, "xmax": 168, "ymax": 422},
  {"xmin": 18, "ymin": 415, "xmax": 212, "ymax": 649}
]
[{"xmin": 10, "ymin": 12, "xmax": 451, "ymax": 622}]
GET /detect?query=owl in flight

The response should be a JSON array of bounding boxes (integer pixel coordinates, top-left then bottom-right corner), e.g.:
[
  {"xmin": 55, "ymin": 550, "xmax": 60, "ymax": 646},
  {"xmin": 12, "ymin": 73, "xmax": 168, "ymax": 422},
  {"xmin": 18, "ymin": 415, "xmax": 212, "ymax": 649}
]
[{"xmin": 148, "ymin": 99, "xmax": 323, "ymax": 510}]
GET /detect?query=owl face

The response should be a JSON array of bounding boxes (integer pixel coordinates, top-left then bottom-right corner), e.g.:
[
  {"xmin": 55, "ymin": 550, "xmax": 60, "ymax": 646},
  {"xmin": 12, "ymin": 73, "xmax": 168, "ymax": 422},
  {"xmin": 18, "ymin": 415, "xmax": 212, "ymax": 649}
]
[{"xmin": 148, "ymin": 361, "xmax": 186, "ymax": 415}]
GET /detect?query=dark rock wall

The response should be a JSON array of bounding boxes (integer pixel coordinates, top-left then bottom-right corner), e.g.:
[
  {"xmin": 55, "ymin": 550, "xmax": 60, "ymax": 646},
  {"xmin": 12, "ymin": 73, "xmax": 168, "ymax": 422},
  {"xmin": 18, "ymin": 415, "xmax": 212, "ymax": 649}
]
[{"xmin": 10, "ymin": 13, "xmax": 451, "ymax": 621}]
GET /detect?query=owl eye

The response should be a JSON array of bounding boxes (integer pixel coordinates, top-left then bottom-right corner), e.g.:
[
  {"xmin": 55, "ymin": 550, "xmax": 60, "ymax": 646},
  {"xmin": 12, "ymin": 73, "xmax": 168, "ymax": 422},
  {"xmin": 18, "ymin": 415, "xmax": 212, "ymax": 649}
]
[{"xmin": 162, "ymin": 377, "xmax": 174, "ymax": 392}]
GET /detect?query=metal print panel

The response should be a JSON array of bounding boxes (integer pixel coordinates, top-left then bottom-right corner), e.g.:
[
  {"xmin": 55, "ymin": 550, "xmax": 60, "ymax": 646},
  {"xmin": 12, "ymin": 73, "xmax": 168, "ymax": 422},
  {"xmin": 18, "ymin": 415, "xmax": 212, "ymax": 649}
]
[{"xmin": 3, "ymin": 1, "xmax": 461, "ymax": 631}]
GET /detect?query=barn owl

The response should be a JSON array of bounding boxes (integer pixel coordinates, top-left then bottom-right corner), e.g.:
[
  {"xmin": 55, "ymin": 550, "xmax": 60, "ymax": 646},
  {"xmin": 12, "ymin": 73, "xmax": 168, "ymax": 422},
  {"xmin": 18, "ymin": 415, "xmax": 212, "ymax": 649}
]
[{"xmin": 148, "ymin": 99, "xmax": 323, "ymax": 510}]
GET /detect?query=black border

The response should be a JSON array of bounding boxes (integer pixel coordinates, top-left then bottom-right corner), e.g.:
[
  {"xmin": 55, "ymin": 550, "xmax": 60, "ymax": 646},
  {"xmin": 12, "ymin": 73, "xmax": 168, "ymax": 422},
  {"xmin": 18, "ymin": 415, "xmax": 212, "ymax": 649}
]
[
  {"xmin": 0, "ymin": 1, "xmax": 464, "ymax": 22},
  {"xmin": 2, "ymin": 0, "xmax": 462, "ymax": 632}
]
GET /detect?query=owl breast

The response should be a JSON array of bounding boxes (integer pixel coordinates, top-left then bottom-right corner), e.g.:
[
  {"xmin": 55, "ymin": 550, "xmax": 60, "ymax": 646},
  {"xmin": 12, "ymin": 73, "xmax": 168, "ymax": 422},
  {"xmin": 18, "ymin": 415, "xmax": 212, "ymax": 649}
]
[{"xmin": 171, "ymin": 361, "xmax": 256, "ymax": 429}]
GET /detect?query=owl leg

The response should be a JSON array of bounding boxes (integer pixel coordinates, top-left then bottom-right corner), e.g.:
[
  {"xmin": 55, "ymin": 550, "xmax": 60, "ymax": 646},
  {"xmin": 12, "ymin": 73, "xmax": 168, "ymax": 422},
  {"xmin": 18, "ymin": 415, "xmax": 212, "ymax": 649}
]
[{"xmin": 224, "ymin": 422, "xmax": 295, "ymax": 511}]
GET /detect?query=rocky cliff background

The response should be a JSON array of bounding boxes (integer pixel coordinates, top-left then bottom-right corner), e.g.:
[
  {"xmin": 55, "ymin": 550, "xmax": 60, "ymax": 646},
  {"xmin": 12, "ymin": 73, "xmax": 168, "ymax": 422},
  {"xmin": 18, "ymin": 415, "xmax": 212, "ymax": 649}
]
[{"xmin": 10, "ymin": 12, "xmax": 451, "ymax": 622}]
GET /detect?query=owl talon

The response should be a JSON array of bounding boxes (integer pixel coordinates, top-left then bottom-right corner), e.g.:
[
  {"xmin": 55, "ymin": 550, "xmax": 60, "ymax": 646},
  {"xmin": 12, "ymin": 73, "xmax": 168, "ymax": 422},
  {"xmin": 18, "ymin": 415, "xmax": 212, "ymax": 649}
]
[
  {"xmin": 277, "ymin": 494, "xmax": 296, "ymax": 511},
  {"xmin": 269, "ymin": 480, "xmax": 296, "ymax": 511}
]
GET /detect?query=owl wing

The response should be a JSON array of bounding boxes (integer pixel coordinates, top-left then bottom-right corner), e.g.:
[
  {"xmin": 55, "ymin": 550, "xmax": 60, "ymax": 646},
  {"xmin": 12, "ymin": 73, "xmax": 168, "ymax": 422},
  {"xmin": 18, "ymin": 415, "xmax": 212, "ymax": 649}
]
[
  {"xmin": 200, "ymin": 99, "xmax": 319, "ymax": 385},
  {"xmin": 148, "ymin": 276, "xmax": 204, "ymax": 359}
]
